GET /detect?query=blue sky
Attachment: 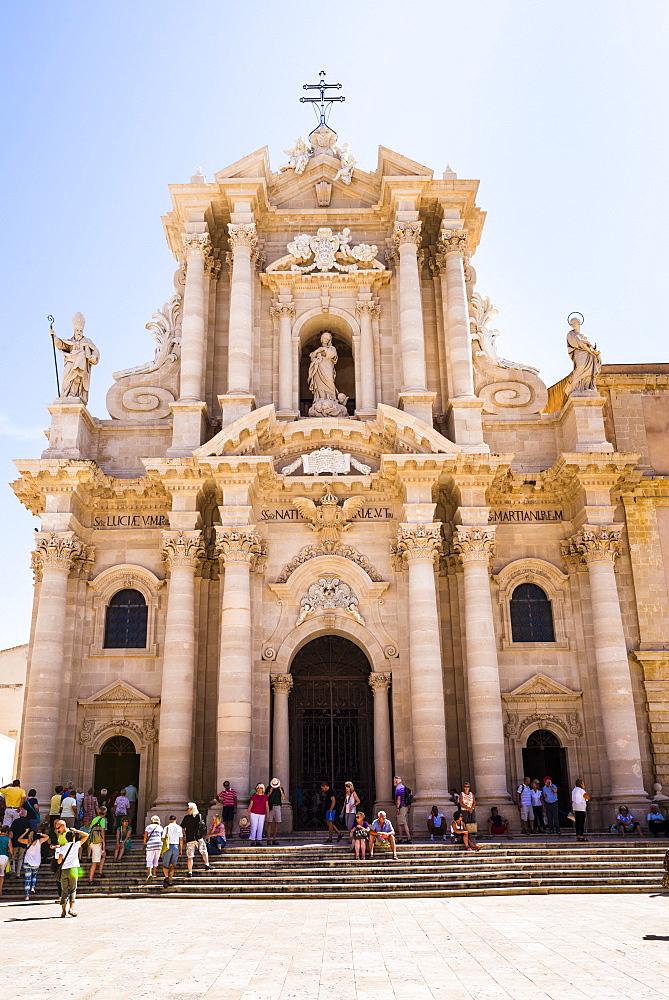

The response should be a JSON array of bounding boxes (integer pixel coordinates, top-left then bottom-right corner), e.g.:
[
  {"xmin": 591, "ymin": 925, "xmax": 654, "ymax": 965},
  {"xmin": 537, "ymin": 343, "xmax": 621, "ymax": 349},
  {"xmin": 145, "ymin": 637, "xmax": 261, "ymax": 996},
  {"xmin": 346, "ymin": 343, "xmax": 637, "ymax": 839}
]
[{"xmin": 0, "ymin": 1, "xmax": 667, "ymax": 649}]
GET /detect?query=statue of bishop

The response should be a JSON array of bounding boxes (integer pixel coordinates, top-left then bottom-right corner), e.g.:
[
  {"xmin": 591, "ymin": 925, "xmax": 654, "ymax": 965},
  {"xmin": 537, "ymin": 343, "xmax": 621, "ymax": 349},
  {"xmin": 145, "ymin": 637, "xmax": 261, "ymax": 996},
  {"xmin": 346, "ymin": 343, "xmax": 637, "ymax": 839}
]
[{"xmin": 52, "ymin": 312, "xmax": 100, "ymax": 404}]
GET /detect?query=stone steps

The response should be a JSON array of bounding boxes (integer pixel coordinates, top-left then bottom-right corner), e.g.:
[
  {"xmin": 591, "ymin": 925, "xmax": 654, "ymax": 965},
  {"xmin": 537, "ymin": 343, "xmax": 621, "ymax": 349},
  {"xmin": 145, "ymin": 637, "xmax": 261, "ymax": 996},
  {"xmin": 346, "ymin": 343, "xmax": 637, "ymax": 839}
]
[{"xmin": 3, "ymin": 840, "xmax": 664, "ymax": 901}]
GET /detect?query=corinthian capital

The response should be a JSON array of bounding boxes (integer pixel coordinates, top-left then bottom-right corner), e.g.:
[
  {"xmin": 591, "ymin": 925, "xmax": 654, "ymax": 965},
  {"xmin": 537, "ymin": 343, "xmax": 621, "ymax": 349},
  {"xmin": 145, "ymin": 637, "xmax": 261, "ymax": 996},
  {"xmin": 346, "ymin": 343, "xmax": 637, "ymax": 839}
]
[
  {"xmin": 270, "ymin": 673, "xmax": 294, "ymax": 695},
  {"xmin": 32, "ymin": 532, "xmax": 88, "ymax": 581},
  {"xmin": 270, "ymin": 303, "xmax": 295, "ymax": 321},
  {"xmin": 356, "ymin": 301, "xmax": 379, "ymax": 318},
  {"xmin": 215, "ymin": 525, "xmax": 265, "ymax": 567},
  {"xmin": 451, "ymin": 525, "xmax": 496, "ymax": 564},
  {"xmin": 437, "ymin": 228, "xmax": 468, "ymax": 258},
  {"xmin": 368, "ymin": 671, "xmax": 392, "ymax": 694},
  {"xmin": 182, "ymin": 232, "xmax": 212, "ymax": 260},
  {"xmin": 393, "ymin": 523, "xmax": 443, "ymax": 564},
  {"xmin": 161, "ymin": 530, "xmax": 205, "ymax": 569},
  {"xmin": 393, "ymin": 221, "xmax": 422, "ymax": 249},
  {"xmin": 227, "ymin": 222, "xmax": 258, "ymax": 252},
  {"xmin": 204, "ymin": 256, "xmax": 221, "ymax": 280},
  {"xmin": 561, "ymin": 524, "xmax": 622, "ymax": 566}
]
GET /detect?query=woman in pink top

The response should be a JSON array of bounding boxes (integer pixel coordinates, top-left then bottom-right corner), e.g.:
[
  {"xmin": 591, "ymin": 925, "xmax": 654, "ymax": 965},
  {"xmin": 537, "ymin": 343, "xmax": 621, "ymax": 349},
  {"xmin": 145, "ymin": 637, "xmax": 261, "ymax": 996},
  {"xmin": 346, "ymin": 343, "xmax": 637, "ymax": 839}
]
[{"xmin": 246, "ymin": 784, "xmax": 269, "ymax": 844}]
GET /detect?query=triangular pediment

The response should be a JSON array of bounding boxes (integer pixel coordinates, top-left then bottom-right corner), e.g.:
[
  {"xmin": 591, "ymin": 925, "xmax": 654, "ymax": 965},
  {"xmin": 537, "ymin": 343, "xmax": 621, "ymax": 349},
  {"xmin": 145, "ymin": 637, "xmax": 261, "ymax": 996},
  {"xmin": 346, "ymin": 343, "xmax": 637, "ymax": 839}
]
[
  {"xmin": 79, "ymin": 680, "xmax": 157, "ymax": 705},
  {"xmin": 376, "ymin": 146, "xmax": 433, "ymax": 178},
  {"xmin": 505, "ymin": 673, "xmax": 582, "ymax": 699},
  {"xmin": 214, "ymin": 147, "xmax": 271, "ymax": 182},
  {"xmin": 267, "ymin": 156, "xmax": 380, "ymax": 211}
]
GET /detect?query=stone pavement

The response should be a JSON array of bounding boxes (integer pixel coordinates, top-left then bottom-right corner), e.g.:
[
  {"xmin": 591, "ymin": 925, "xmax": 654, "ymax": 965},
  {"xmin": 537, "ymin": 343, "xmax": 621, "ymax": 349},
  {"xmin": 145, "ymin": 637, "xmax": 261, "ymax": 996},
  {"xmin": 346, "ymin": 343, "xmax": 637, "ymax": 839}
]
[{"xmin": 1, "ymin": 893, "xmax": 668, "ymax": 999}]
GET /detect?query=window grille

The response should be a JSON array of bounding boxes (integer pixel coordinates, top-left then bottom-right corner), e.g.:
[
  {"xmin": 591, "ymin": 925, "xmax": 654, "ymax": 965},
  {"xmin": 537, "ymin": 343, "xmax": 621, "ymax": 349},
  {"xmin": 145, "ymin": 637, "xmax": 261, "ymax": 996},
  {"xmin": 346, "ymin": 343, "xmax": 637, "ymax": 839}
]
[
  {"xmin": 510, "ymin": 583, "xmax": 555, "ymax": 642},
  {"xmin": 103, "ymin": 588, "xmax": 148, "ymax": 649}
]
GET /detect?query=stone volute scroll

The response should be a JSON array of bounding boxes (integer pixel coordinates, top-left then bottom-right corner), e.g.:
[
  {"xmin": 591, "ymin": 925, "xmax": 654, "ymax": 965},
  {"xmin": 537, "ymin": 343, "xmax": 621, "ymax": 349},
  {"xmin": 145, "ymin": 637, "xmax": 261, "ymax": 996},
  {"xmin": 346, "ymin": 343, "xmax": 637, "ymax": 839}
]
[
  {"xmin": 106, "ymin": 289, "xmax": 182, "ymax": 420},
  {"xmin": 295, "ymin": 576, "xmax": 365, "ymax": 626},
  {"xmin": 469, "ymin": 293, "xmax": 548, "ymax": 414},
  {"xmin": 292, "ymin": 487, "xmax": 365, "ymax": 551},
  {"xmin": 52, "ymin": 313, "xmax": 99, "ymax": 405},
  {"xmin": 565, "ymin": 313, "xmax": 602, "ymax": 394}
]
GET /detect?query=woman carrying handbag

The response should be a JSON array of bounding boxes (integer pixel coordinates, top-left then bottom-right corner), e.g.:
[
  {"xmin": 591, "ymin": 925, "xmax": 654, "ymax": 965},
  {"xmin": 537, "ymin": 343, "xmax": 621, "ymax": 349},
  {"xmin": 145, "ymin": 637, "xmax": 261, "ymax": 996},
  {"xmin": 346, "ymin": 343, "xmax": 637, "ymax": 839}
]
[{"xmin": 338, "ymin": 782, "xmax": 360, "ymax": 842}]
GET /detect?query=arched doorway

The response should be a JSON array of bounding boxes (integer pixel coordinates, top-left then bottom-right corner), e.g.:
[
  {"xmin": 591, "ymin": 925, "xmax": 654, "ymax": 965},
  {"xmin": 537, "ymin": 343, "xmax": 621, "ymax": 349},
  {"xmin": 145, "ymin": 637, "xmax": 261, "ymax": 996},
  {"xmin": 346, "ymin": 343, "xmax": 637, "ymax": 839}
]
[
  {"xmin": 93, "ymin": 735, "xmax": 140, "ymax": 802},
  {"xmin": 289, "ymin": 635, "xmax": 374, "ymax": 829},
  {"xmin": 522, "ymin": 729, "xmax": 570, "ymax": 826}
]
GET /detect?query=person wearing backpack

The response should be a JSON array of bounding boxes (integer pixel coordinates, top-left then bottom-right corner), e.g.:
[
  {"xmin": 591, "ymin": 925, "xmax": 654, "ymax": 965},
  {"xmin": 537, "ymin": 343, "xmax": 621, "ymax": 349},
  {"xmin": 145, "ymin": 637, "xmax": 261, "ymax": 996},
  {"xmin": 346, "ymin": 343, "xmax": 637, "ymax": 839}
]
[
  {"xmin": 87, "ymin": 806, "xmax": 107, "ymax": 884},
  {"xmin": 393, "ymin": 776, "xmax": 412, "ymax": 843},
  {"xmin": 180, "ymin": 802, "xmax": 212, "ymax": 876}
]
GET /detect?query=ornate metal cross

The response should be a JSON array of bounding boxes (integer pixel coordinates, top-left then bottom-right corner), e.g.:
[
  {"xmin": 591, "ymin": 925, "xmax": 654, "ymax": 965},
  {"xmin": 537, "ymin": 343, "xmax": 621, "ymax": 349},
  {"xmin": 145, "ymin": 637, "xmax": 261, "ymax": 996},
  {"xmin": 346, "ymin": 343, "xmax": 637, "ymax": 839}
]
[{"xmin": 301, "ymin": 70, "xmax": 345, "ymax": 126}]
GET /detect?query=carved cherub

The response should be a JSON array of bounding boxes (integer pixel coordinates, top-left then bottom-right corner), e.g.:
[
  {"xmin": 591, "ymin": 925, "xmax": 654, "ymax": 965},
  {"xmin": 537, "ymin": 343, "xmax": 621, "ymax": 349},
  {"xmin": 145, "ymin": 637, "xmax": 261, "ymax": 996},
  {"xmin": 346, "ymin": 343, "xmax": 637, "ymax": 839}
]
[
  {"xmin": 280, "ymin": 137, "xmax": 311, "ymax": 175},
  {"xmin": 292, "ymin": 487, "xmax": 364, "ymax": 551},
  {"xmin": 334, "ymin": 142, "xmax": 357, "ymax": 184}
]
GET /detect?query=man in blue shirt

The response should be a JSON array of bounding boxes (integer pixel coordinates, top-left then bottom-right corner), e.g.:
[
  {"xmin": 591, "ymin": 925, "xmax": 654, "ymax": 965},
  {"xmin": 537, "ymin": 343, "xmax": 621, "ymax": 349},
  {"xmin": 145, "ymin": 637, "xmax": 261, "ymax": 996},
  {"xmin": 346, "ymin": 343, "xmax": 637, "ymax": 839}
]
[
  {"xmin": 542, "ymin": 776, "xmax": 560, "ymax": 834},
  {"xmin": 369, "ymin": 811, "xmax": 398, "ymax": 860}
]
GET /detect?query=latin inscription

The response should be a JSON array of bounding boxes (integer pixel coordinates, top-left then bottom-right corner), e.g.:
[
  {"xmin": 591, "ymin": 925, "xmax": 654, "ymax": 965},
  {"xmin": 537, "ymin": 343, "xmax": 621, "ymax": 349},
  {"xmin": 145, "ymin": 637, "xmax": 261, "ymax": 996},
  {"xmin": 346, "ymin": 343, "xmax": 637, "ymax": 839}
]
[
  {"xmin": 93, "ymin": 513, "xmax": 169, "ymax": 528},
  {"xmin": 260, "ymin": 506, "xmax": 394, "ymax": 522},
  {"xmin": 488, "ymin": 509, "xmax": 563, "ymax": 523}
]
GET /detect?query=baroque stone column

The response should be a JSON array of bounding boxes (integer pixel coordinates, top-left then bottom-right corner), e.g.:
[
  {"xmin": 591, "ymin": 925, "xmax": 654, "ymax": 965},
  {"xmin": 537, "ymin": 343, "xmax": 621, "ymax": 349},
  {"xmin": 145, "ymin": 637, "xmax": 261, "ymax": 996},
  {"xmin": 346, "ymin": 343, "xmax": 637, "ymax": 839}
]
[
  {"xmin": 270, "ymin": 673, "xmax": 293, "ymax": 796},
  {"xmin": 562, "ymin": 525, "xmax": 647, "ymax": 800},
  {"xmin": 154, "ymin": 530, "xmax": 204, "ymax": 813},
  {"xmin": 394, "ymin": 524, "xmax": 449, "ymax": 809},
  {"xmin": 21, "ymin": 532, "xmax": 86, "ymax": 798},
  {"xmin": 215, "ymin": 526, "xmax": 264, "ymax": 805},
  {"xmin": 271, "ymin": 303, "xmax": 296, "ymax": 417},
  {"xmin": 179, "ymin": 232, "xmax": 212, "ymax": 402},
  {"xmin": 226, "ymin": 223, "xmax": 258, "ymax": 396},
  {"xmin": 356, "ymin": 301, "xmax": 378, "ymax": 416},
  {"xmin": 369, "ymin": 672, "xmax": 393, "ymax": 811},
  {"xmin": 436, "ymin": 229, "xmax": 484, "ymax": 448},
  {"xmin": 393, "ymin": 222, "xmax": 427, "ymax": 393},
  {"xmin": 451, "ymin": 525, "xmax": 509, "ymax": 802}
]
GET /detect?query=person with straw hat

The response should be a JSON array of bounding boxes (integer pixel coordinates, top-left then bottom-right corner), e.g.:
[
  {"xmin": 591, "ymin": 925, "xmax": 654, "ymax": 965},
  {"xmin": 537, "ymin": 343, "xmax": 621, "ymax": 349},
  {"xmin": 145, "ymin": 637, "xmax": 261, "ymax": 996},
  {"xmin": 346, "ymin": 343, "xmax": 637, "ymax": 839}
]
[{"xmin": 266, "ymin": 778, "xmax": 285, "ymax": 846}]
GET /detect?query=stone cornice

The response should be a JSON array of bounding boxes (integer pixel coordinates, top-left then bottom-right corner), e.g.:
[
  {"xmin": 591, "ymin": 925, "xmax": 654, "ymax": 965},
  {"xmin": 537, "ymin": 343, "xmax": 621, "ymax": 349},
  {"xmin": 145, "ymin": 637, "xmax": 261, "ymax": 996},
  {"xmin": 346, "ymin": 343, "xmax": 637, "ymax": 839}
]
[{"xmin": 539, "ymin": 453, "xmax": 643, "ymax": 507}]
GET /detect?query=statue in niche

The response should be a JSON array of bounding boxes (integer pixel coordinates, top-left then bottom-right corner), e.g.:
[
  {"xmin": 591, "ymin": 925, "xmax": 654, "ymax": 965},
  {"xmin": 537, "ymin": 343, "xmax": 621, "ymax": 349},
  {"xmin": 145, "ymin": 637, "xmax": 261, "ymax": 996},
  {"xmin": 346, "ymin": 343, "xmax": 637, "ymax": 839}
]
[
  {"xmin": 307, "ymin": 331, "xmax": 349, "ymax": 417},
  {"xmin": 565, "ymin": 313, "xmax": 601, "ymax": 393},
  {"xmin": 52, "ymin": 312, "xmax": 99, "ymax": 404}
]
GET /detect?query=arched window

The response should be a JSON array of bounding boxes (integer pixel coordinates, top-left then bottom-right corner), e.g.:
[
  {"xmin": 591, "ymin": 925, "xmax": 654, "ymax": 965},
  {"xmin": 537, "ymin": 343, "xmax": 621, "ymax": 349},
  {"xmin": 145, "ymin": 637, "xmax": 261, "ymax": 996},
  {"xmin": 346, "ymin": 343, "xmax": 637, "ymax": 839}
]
[
  {"xmin": 526, "ymin": 729, "xmax": 561, "ymax": 749},
  {"xmin": 103, "ymin": 589, "xmax": 148, "ymax": 649},
  {"xmin": 510, "ymin": 583, "xmax": 555, "ymax": 643}
]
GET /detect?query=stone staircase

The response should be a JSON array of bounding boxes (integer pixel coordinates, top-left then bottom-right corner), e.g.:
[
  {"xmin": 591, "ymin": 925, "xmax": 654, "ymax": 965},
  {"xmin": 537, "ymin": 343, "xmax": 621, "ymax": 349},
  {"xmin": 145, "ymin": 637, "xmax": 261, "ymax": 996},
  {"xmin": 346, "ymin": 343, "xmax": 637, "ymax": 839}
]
[{"xmin": 3, "ymin": 837, "xmax": 666, "ymax": 901}]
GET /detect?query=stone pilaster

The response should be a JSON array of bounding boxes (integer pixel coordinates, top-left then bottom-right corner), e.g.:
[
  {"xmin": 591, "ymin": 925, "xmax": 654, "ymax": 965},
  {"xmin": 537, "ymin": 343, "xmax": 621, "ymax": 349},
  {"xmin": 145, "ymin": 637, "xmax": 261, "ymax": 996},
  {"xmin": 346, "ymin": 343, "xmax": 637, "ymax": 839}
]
[
  {"xmin": 451, "ymin": 525, "xmax": 509, "ymax": 804},
  {"xmin": 153, "ymin": 530, "xmax": 204, "ymax": 814},
  {"xmin": 179, "ymin": 232, "xmax": 212, "ymax": 402},
  {"xmin": 21, "ymin": 533, "xmax": 87, "ymax": 798},
  {"xmin": 562, "ymin": 525, "xmax": 648, "ymax": 803},
  {"xmin": 355, "ymin": 301, "xmax": 378, "ymax": 416},
  {"xmin": 368, "ymin": 671, "xmax": 393, "ymax": 813},
  {"xmin": 215, "ymin": 526, "xmax": 264, "ymax": 806},
  {"xmin": 436, "ymin": 228, "xmax": 484, "ymax": 448},
  {"xmin": 270, "ymin": 302, "xmax": 297, "ymax": 418},
  {"xmin": 394, "ymin": 523, "xmax": 449, "ymax": 814},
  {"xmin": 220, "ymin": 223, "xmax": 258, "ymax": 425}
]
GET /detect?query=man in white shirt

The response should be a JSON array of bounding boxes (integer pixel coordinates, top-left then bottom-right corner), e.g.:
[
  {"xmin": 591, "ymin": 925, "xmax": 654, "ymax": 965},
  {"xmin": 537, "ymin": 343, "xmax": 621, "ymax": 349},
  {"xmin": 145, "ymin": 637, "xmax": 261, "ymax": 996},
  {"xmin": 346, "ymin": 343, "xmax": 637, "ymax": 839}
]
[
  {"xmin": 162, "ymin": 815, "xmax": 183, "ymax": 887},
  {"xmin": 516, "ymin": 777, "xmax": 534, "ymax": 835}
]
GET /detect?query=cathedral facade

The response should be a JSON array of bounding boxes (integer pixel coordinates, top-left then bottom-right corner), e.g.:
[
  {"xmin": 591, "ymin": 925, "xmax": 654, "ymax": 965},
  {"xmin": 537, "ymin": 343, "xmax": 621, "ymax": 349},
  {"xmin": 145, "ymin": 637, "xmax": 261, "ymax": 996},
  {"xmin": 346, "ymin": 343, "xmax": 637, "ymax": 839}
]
[{"xmin": 13, "ymin": 124, "xmax": 669, "ymax": 830}]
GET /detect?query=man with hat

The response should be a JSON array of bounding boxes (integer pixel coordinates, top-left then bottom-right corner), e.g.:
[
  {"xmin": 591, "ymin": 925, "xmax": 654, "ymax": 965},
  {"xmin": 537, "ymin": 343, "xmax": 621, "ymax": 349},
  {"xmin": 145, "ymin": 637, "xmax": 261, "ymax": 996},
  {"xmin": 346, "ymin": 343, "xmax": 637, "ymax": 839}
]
[
  {"xmin": 542, "ymin": 777, "xmax": 560, "ymax": 835},
  {"xmin": 161, "ymin": 815, "xmax": 183, "ymax": 888},
  {"xmin": 267, "ymin": 778, "xmax": 286, "ymax": 846}
]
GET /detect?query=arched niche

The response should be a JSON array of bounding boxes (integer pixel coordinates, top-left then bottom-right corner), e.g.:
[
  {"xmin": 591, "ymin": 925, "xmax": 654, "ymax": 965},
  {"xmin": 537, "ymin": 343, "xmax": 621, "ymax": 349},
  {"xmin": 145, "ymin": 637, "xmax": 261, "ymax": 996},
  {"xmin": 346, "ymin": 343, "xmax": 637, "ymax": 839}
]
[{"xmin": 292, "ymin": 308, "xmax": 361, "ymax": 417}]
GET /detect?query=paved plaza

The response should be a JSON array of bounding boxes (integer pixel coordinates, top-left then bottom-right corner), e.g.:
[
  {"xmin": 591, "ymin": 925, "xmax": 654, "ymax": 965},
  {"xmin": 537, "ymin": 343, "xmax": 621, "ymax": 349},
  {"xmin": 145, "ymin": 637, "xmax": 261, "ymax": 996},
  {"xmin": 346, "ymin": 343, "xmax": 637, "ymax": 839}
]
[{"xmin": 1, "ymin": 893, "xmax": 668, "ymax": 999}]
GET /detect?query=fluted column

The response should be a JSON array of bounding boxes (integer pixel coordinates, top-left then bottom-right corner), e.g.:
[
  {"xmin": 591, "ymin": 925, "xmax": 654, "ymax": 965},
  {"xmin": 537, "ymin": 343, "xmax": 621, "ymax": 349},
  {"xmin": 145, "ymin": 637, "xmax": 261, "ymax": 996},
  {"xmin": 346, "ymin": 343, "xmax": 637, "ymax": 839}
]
[
  {"xmin": 215, "ymin": 526, "xmax": 264, "ymax": 804},
  {"xmin": 154, "ymin": 530, "xmax": 204, "ymax": 812},
  {"xmin": 451, "ymin": 526, "xmax": 508, "ymax": 801},
  {"xmin": 394, "ymin": 524, "xmax": 449, "ymax": 807},
  {"xmin": 271, "ymin": 303, "xmax": 296, "ymax": 416},
  {"xmin": 21, "ymin": 533, "xmax": 86, "ymax": 798},
  {"xmin": 369, "ymin": 672, "xmax": 393, "ymax": 810},
  {"xmin": 393, "ymin": 222, "xmax": 427, "ymax": 392},
  {"xmin": 436, "ymin": 229, "xmax": 475, "ymax": 400},
  {"xmin": 226, "ymin": 223, "xmax": 258, "ymax": 395},
  {"xmin": 356, "ymin": 301, "xmax": 378, "ymax": 415},
  {"xmin": 270, "ymin": 673, "xmax": 293, "ymax": 794},
  {"xmin": 179, "ymin": 233, "xmax": 212, "ymax": 402},
  {"xmin": 562, "ymin": 526, "xmax": 647, "ymax": 800}
]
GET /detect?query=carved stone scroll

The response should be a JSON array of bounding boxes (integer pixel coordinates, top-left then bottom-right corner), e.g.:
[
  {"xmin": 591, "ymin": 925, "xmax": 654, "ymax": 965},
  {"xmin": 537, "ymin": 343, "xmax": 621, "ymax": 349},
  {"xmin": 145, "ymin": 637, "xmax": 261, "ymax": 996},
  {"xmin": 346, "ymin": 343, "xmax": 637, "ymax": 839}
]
[{"xmin": 295, "ymin": 576, "xmax": 364, "ymax": 626}]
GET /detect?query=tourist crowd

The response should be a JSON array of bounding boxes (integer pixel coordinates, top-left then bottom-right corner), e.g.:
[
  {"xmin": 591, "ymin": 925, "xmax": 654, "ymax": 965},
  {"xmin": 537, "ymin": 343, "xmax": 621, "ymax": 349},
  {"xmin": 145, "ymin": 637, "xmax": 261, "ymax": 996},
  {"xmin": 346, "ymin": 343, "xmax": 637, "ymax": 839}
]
[{"xmin": 2, "ymin": 772, "xmax": 668, "ymax": 912}]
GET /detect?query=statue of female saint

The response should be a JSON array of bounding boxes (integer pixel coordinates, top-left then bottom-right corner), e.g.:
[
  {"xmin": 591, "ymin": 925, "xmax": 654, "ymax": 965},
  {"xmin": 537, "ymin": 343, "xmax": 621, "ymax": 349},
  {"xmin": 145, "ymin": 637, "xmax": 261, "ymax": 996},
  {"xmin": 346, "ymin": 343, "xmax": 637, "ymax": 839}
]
[
  {"xmin": 52, "ymin": 312, "xmax": 100, "ymax": 404},
  {"xmin": 565, "ymin": 314, "xmax": 601, "ymax": 394},
  {"xmin": 307, "ymin": 331, "xmax": 349, "ymax": 417}
]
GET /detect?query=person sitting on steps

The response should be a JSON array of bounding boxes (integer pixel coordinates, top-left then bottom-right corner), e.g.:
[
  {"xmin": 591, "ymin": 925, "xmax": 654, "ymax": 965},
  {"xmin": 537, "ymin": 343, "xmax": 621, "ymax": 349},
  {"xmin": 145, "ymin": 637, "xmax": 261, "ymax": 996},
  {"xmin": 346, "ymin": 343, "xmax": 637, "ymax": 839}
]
[{"xmin": 451, "ymin": 810, "xmax": 481, "ymax": 852}]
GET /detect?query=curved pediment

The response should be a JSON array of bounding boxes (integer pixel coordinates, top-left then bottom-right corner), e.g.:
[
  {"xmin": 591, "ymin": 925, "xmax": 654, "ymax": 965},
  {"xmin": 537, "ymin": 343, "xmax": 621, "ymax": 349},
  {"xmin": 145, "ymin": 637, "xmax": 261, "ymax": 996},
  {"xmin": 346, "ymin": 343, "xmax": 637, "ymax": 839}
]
[{"xmin": 194, "ymin": 403, "xmax": 460, "ymax": 469}]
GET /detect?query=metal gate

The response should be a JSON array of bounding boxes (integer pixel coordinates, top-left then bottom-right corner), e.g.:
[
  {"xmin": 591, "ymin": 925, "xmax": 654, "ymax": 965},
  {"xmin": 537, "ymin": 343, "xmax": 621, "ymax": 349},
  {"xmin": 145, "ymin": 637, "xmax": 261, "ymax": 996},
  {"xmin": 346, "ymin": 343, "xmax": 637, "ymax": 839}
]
[{"xmin": 288, "ymin": 635, "xmax": 374, "ymax": 828}]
